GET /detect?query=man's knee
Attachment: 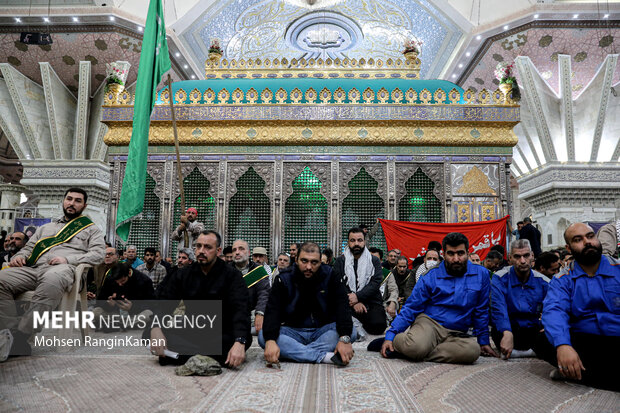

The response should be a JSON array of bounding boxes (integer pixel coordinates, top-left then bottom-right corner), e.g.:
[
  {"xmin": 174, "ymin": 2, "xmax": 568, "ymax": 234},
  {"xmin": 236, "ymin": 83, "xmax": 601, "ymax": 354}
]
[
  {"xmin": 459, "ymin": 340, "xmax": 481, "ymax": 363},
  {"xmin": 33, "ymin": 265, "xmax": 75, "ymax": 300},
  {"xmin": 393, "ymin": 331, "xmax": 432, "ymax": 361}
]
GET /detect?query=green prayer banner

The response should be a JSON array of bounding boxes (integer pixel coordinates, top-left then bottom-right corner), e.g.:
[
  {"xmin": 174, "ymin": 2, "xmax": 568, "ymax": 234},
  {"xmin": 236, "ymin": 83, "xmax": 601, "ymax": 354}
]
[
  {"xmin": 115, "ymin": 0, "xmax": 171, "ymax": 242},
  {"xmin": 26, "ymin": 216, "xmax": 94, "ymax": 266},
  {"xmin": 244, "ymin": 265, "xmax": 269, "ymax": 288}
]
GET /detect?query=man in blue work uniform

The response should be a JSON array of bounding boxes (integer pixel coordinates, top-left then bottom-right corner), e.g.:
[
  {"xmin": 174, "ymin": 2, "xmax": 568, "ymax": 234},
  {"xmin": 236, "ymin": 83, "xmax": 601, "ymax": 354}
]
[
  {"xmin": 379, "ymin": 232, "xmax": 498, "ymax": 364},
  {"xmin": 491, "ymin": 239, "xmax": 554, "ymax": 359},
  {"xmin": 542, "ymin": 223, "xmax": 619, "ymax": 391}
]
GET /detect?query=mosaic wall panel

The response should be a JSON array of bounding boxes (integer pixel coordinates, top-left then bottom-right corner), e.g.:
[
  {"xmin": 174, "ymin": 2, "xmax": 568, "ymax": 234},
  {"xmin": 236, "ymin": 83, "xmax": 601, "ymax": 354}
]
[
  {"xmin": 340, "ymin": 165, "xmax": 387, "ymax": 254},
  {"xmin": 451, "ymin": 164, "xmax": 499, "ymax": 196},
  {"xmin": 397, "ymin": 167, "xmax": 443, "ymax": 223},
  {"xmin": 226, "ymin": 166, "xmax": 272, "ymax": 255},
  {"xmin": 116, "ymin": 173, "xmax": 161, "ymax": 254},
  {"xmin": 283, "ymin": 166, "xmax": 330, "ymax": 252}
]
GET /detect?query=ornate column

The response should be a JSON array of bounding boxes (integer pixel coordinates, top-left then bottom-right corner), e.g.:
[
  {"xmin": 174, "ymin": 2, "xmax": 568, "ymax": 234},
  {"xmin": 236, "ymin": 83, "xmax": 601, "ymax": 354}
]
[{"xmin": 0, "ymin": 177, "xmax": 26, "ymax": 233}]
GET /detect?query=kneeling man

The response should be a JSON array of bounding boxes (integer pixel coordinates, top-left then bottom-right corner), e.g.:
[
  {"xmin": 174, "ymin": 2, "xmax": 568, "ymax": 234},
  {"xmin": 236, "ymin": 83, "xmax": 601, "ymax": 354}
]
[
  {"xmin": 380, "ymin": 232, "xmax": 497, "ymax": 363},
  {"xmin": 260, "ymin": 242, "xmax": 355, "ymax": 365}
]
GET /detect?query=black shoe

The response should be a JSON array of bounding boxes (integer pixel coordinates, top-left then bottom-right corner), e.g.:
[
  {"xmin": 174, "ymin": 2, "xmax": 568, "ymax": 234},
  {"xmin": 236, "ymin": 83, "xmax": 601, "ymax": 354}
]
[
  {"xmin": 367, "ymin": 337, "xmax": 384, "ymax": 352},
  {"xmin": 158, "ymin": 354, "xmax": 190, "ymax": 366},
  {"xmin": 9, "ymin": 330, "xmax": 31, "ymax": 357}
]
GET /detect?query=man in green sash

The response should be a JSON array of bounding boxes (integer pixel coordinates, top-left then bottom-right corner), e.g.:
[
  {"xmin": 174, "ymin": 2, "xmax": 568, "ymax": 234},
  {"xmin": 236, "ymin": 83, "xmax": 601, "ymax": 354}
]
[
  {"xmin": 232, "ymin": 240, "xmax": 270, "ymax": 334},
  {"xmin": 0, "ymin": 188, "xmax": 106, "ymax": 357}
]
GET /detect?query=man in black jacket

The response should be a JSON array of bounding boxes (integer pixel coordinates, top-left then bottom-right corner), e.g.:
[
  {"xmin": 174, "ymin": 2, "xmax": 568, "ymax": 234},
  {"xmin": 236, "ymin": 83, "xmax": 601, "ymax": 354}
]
[
  {"xmin": 260, "ymin": 242, "xmax": 355, "ymax": 365},
  {"xmin": 150, "ymin": 230, "xmax": 252, "ymax": 368},
  {"xmin": 333, "ymin": 227, "xmax": 386, "ymax": 335},
  {"xmin": 92, "ymin": 262, "xmax": 155, "ymax": 329},
  {"xmin": 232, "ymin": 239, "xmax": 270, "ymax": 333},
  {"xmin": 519, "ymin": 217, "xmax": 542, "ymax": 257}
]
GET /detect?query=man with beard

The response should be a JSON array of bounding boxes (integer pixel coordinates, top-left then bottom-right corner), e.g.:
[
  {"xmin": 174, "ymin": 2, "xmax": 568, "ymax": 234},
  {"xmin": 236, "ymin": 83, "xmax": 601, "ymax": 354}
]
[
  {"xmin": 176, "ymin": 248, "xmax": 194, "ymax": 269},
  {"xmin": 260, "ymin": 242, "xmax": 355, "ymax": 365},
  {"xmin": 151, "ymin": 230, "xmax": 251, "ymax": 367},
  {"xmin": 392, "ymin": 256, "xmax": 416, "ymax": 307},
  {"xmin": 0, "ymin": 232, "xmax": 28, "ymax": 268},
  {"xmin": 541, "ymin": 223, "xmax": 619, "ymax": 391},
  {"xmin": 334, "ymin": 228, "xmax": 386, "ymax": 335},
  {"xmin": 376, "ymin": 232, "xmax": 497, "ymax": 364},
  {"xmin": 491, "ymin": 239, "xmax": 553, "ymax": 359},
  {"xmin": 171, "ymin": 207, "xmax": 204, "ymax": 250},
  {"xmin": 232, "ymin": 240, "xmax": 270, "ymax": 334},
  {"xmin": 0, "ymin": 188, "xmax": 105, "ymax": 358},
  {"xmin": 136, "ymin": 247, "xmax": 167, "ymax": 289}
]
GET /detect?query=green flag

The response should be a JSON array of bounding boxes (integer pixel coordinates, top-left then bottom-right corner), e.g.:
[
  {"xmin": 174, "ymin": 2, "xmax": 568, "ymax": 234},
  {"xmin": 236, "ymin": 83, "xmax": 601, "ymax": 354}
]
[{"xmin": 115, "ymin": 0, "xmax": 171, "ymax": 242}]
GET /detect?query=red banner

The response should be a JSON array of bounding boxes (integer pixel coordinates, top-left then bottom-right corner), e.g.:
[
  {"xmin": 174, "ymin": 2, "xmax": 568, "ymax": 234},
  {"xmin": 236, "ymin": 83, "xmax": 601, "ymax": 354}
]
[{"xmin": 380, "ymin": 216, "xmax": 509, "ymax": 261}]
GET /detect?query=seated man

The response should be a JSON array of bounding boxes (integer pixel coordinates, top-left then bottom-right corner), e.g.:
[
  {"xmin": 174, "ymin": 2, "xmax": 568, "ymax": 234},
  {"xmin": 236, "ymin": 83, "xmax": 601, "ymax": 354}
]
[
  {"xmin": 534, "ymin": 251, "xmax": 562, "ymax": 278},
  {"xmin": 154, "ymin": 248, "xmax": 194, "ymax": 298},
  {"xmin": 136, "ymin": 247, "xmax": 167, "ymax": 289},
  {"xmin": 334, "ymin": 228, "xmax": 386, "ymax": 335},
  {"xmin": 260, "ymin": 242, "xmax": 354, "ymax": 365},
  {"xmin": 270, "ymin": 252, "xmax": 290, "ymax": 285},
  {"xmin": 415, "ymin": 250, "xmax": 440, "ymax": 282},
  {"xmin": 86, "ymin": 244, "xmax": 119, "ymax": 303},
  {"xmin": 151, "ymin": 230, "xmax": 251, "ymax": 368},
  {"xmin": 0, "ymin": 232, "xmax": 28, "ymax": 269},
  {"xmin": 392, "ymin": 256, "xmax": 416, "ymax": 307},
  {"xmin": 491, "ymin": 239, "xmax": 553, "ymax": 359},
  {"xmin": 232, "ymin": 240, "xmax": 270, "ymax": 333},
  {"xmin": 0, "ymin": 188, "xmax": 106, "ymax": 357},
  {"xmin": 369, "ymin": 247, "xmax": 398, "ymax": 320},
  {"xmin": 377, "ymin": 232, "xmax": 497, "ymax": 364},
  {"xmin": 541, "ymin": 223, "xmax": 619, "ymax": 391},
  {"xmin": 483, "ymin": 250, "xmax": 503, "ymax": 274},
  {"xmin": 469, "ymin": 253, "xmax": 481, "ymax": 265},
  {"xmin": 125, "ymin": 245, "xmax": 144, "ymax": 269},
  {"xmin": 93, "ymin": 262, "xmax": 155, "ymax": 330},
  {"xmin": 222, "ymin": 246, "xmax": 233, "ymax": 263},
  {"xmin": 382, "ymin": 249, "xmax": 399, "ymax": 271}
]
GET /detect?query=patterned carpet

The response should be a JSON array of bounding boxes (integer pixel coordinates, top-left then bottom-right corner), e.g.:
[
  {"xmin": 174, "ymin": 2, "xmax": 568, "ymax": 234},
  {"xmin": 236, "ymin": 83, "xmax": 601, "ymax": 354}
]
[{"xmin": 1, "ymin": 333, "xmax": 618, "ymax": 413}]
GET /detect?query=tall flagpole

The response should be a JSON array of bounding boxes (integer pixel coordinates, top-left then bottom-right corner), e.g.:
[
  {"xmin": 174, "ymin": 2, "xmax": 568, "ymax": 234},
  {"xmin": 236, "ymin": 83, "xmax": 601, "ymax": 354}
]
[{"xmin": 166, "ymin": 73, "xmax": 189, "ymax": 246}]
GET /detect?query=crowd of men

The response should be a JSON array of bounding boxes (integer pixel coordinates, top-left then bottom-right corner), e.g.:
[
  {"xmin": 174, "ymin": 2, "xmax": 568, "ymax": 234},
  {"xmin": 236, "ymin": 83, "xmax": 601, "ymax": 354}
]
[{"xmin": 0, "ymin": 189, "xmax": 618, "ymax": 392}]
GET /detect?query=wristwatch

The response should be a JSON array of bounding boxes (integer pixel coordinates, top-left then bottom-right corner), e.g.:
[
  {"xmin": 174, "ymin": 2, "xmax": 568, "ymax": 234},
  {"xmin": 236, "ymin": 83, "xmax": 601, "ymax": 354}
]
[
  {"xmin": 234, "ymin": 337, "xmax": 247, "ymax": 345},
  {"xmin": 338, "ymin": 335, "xmax": 351, "ymax": 344}
]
